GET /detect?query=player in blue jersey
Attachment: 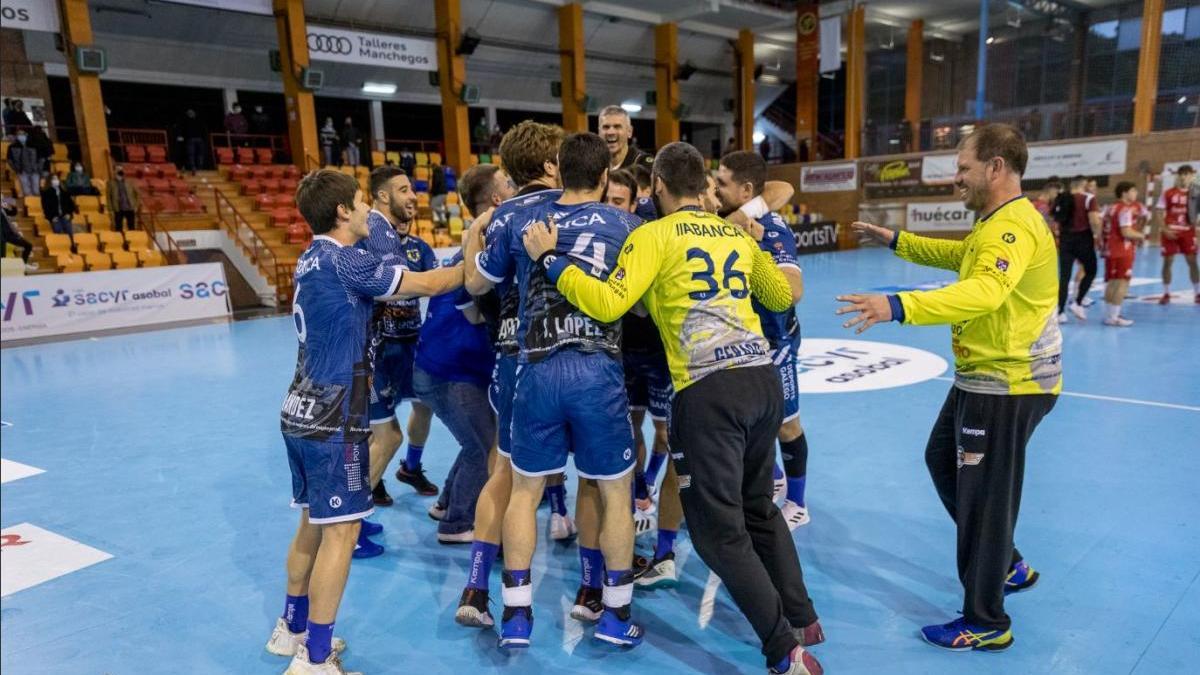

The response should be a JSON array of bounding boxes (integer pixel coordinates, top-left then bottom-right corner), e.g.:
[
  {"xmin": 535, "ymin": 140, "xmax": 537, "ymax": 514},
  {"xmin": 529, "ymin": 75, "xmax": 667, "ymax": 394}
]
[
  {"xmin": 266, "ymin": 170, "xmax": 464, "ymax": 675},
  {"xmin": 357, "ymin": 167, "xmax": 442, "ymax": 520},
  {"xmin": 467, "ymin": 132, "xmax": 644, "ymax": 650},
  {"xmin": 716, "ymin": 151, "xmax": 813, "ymax": 534}
]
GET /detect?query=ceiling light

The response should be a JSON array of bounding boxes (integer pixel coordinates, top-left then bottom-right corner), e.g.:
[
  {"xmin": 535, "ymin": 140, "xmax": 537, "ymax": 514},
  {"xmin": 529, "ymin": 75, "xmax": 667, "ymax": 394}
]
[
  {"xmin": 362, "ymin": 82, "xmax": 397, "ymax": 95},
  {"xmin": 1179, "ymin": 96, "xmax": 1189, "ymax": 104},
  {"xmin": 986, "ymin": 36, "xmax": 996, "ymax": 45},
  {"xmin": 752, "ymin": 130, "xmax": 765, "ymax": 144},
  {"xmin": 621, "ymin": 102, "xmax": 642, "ymax": 113}
]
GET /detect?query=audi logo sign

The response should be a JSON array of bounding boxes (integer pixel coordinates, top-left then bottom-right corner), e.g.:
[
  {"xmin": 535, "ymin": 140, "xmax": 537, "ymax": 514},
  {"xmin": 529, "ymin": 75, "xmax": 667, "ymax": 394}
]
[{"xmin": 305, "ymin": 25, "xmax": 437, "ymax": 72}]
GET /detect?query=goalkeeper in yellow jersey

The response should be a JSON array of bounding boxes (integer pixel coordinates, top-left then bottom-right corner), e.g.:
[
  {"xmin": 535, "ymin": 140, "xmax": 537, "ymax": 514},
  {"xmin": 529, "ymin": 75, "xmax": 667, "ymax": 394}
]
[
  {"xmin": 523, "ymin": 142, "xmax": 824, "ymax": 675},
  {"xmin": 837, "ymin": 123, "xmax": 1060, "ymax": 654}
]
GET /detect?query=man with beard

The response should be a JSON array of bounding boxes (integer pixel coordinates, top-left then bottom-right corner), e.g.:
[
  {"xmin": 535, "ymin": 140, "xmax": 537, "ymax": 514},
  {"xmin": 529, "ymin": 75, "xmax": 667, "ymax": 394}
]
[
  {"xmin": 838, "ymin": 123, "xmax": 1060, "ymax": 653},
  {"xmin": 599, "ymin": 106, "xmax": 655, "ymax": 173},
  {"xmin": 355, "ymin": 167, "xmax": 440, "ymax": 557}
]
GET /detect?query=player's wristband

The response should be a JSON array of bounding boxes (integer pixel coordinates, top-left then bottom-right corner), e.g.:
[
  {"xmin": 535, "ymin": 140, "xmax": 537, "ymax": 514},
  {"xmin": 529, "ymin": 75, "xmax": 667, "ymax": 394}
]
[
  {"xmin": 738, "ymin": 196, "xmax": 769, "ymax": 221},
  {"xmin": 537, "ymin": 251, "xmax": 557, "ymax": 271},
  {"xmin": 886, "ymin": 294, "xmax": 906, "ymax": 323}
]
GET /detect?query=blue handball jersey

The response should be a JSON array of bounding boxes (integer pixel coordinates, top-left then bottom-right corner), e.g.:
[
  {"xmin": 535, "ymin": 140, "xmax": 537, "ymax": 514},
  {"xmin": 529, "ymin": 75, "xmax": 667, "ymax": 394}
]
[
  {"xmin": 634, "ymin": 196, "xmax": 659, "ymax": 222},
  {"xmin": 751, "ymin": 211, "xmax": 800, "ymax": 346},
  {"xmin": 479, "ymin": 199, "xmax": 638, "ymax": 364},
  {"xmin": 282, "ymin": 235, "xmax": 403, "ymax": 442},
  {"xmin": 415, "ymin": 251, "xmax": 495, "ymax": 386},
  {"xmin": 475, "ymin": 187, "xmax": 562, "ymax": 358},
  {"xmin": 357, "ymin": 209, "xmax": 438, "ymax": 341}
]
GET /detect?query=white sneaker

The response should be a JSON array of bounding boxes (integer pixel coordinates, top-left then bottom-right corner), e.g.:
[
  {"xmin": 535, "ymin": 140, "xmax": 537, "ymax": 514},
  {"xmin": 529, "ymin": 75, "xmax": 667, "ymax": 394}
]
[
  {"xmin": 427, "ymin": 503, "xmax": 447, "ymax": 521},
  {"xmin": 1080, "ymin": 296, "xmax": 1095, "ymax": 308},
  {"xmin": 284, "ymin": 643, "xmax": 360, "ymax": 675},
  {"xmin": 24, "ymin": 263, "xmax": 38, "ymax": 271},
  {"xmin": 1102, "ymin": 316, "xmax": 1134, "ymax": 327},
  {"xmin": 266, "ymin": 618, "xmax": 346, "ymax": 657},
  {"xmin": 550, "ymin": 513, "xmax": 577, "ymax": 541},
  {"xmin": 437, "ymin": 528, "xmax": 475, "ymax": 545},
  {"xmin": 780, "ymin": 500, "xmax": 810, "ymax": 530},
  {"xmin": 1057, "ymin": 312, "xmax": 1068, "ymax": 324},
  {"xmin": 634, "ymin": 554, "xmax": 678, "ymax": 589},
  {"xmin": 1069, "ymin": 302, "xmax": 1087, "ymax": 321},
  {"xmin": 770, "ymin": 644, "xmax": 823, "ymax": 675},
  {"xmin": 633, "ymin": 509, "xmax": 656, "ymax": 538},
  {"xmin": 772, "ymin": 477, "xmax": 787, "ymax": 504}
]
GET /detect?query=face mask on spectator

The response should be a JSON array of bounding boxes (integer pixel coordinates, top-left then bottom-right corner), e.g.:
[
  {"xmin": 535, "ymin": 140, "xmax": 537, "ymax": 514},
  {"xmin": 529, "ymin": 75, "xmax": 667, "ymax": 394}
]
[
  {"xmin": 75, "ymin": 164, "xmax": 83, "ymax": 172},
  {"xmin": 16, "ymin": 134, "xmax": 27, "ymax": 143},
  {"xmin": 51, "ymin": 178, "xmax": 60, "ymax": 187}
]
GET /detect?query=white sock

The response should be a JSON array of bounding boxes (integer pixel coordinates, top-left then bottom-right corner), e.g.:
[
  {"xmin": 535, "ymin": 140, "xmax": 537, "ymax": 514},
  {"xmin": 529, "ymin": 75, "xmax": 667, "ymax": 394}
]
[{"xmin": 1106, "ymin": 303, "xmax": 1121, "ymax": 321}]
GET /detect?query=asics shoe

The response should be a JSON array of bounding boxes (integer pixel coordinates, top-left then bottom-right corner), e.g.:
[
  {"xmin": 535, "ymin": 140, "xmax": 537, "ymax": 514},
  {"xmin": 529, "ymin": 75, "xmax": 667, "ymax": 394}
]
[
  {"xmin": 371, "ymin": 480, "xmax": 393, "ymax": 506},
  {"xmin": 360, "ymin": 520, "xmax": 383, "ymax": 537},
  {"xmin": 570, "ymin": 585, "xmax": 604, "ymax": 622},
  {"xmin": 498, "ymin": 605, "xmax": 533, "ymax": 649},
  {"xmin": 791, "ymin": 619, "xmax": 825, "ymax": 647},
  {"xmin": 920, "ymin": 617, "xmax": 1013, "ymax": 651},
  {"xmin": 455, "ymin": 588, "xmax": 494, "ymax": 628},
  {"xmin": 769, "ymin": 645, "xmax": 823, "ymax": 675},
  {"xmin": 265, "ymin": 618, "xmax": 346, "ymax": 657},
  {"xmin": 1004, "ymin": 560, "xmax": 1040, "ymax": 595},
  {"xmin": 634, "ymin": 552, "xmax": 678, "ymax": 589},
  {"xmin": 780, "ymin": 500, "xmax": 810, "ymax": 530},
  {"xmin": 594, "ymin": 608, "xmax": 644, "ymax": 648},
  {"xmin": 283, "ymin": 643, "xmax": 360, "ymax": 675},
  {"xmin": 395, "ymin": 464, "xmax": 439, "ymax": 496},
  {"xmin": 550, "ymin": 513, "xmax": 577, "ymax": 541}
]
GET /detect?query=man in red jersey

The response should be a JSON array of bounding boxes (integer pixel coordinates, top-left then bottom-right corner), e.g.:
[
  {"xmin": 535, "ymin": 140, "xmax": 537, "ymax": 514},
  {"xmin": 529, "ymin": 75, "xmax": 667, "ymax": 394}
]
[
  {"xmin": 1101, "ymin": 182, "xmax": 1148, "ymax": 327},
  {"xmin": 1154, "ymin": 165, "xmax": 1198, "ymax": 304}
]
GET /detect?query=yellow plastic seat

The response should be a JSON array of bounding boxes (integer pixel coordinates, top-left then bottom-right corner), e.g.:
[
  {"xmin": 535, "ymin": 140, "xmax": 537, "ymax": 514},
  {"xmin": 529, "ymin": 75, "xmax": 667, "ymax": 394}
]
[
  {"xmin": 415, "ymin": 152, "xmax": 429, "ymax": 167},
  {"xmin": 448, "ymin": 217, "xmax": 464, "ymax": 236},
  {"xmin": 98, "ymin": 230, "xmax": 126, "ymax": 252},
  {"xmin": 83, "ymin": 251, "xmax": 112, "ymax": 270},
  {"xmin": 44, "ymin": 233, "xmax": 73, "ymax": 257},
  {"xmin": 76, "ymin": 195, "xmax": 102, "ymax": 213},
  {"xmin": 429, "ymin": 152, "xmax": 442, "ymax": 166},
  {"xmin": 57, "ymin": 253, "xmax": 84, "ymax": 273},
  {"xmin": 73, "ymin": 233, "xmax": 100, "ymax": 252},
  {"xmin": 138, "ymin": 250, "xmax": 165, "ymax": 267},
  {"xmin": 23, "ymin": 196, "xmax": 43, "ymax": 217},
  {"xmin": 87, "ymin": 212, "xmax": 113, "ymax": 231},
  {"xmin": 110, "ymin": 251, "xmax": 139, "ymax": 269},
  {"xmin": 125, "ymin": 230, "xmax": 151, "ymax": 252}
]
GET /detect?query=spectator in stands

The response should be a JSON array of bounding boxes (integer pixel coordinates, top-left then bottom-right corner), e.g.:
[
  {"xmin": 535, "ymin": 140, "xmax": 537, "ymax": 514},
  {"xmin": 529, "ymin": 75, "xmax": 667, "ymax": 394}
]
[
  {"xmin": 65, "ymin": 162, "xmax": 99, "ymax": 196},
  {"xmin": 224, "ymin": 102, "xmax": 249, "ymax": 141},
  {"xmin": 472, "ymin": 118, "xmax": 489, "ymax": 150},
  {"xmin": 250, "ymin": 105, "xmax": 271, "ymax": 135},
  {"xmin": 6, "ymin": 129, "xmax": 40, "ymax": 198},
  {"xmin": 488, "ymin": 125, "xmax": 502, "ymax": 154},
  {"xmin": 320, "ymin": 118, "xmax": 339, "ymax": 166},
  {"xmin": 179, "ymin": 109, "xmax": 207, "ymax": 174},
  {"xmin": 107, "ymin": 167, "xmax": 141, "ymax": 233},
  {"xmin": 28, "ymin": 126, "xmax": 52, "ymax": 175},
  {"xmin": 899, "ymin": 119, "xmax": 914, "ymax": 152},
  {"xmin": 4, "ymin": 99, "xmax": 32, "ymax": 131},
  {"xmin": 1, "ymin": 206, "xmax": 36, "ymax": 271},
  {"xmin": 41, "ymin": 175, "xmax": 78, "ymax": 238},
  {"xmin": 341, "ymin": 117, "xmax": 362, "ymax": 167}
]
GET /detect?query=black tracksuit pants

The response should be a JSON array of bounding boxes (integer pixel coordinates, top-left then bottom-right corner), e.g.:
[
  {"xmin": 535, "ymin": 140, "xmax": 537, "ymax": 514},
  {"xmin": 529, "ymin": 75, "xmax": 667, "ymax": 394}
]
[
  {"xmin": 1058, "ymin": 230, "xmax": 1097, "ymax": 312},
  {"xmin": 669, "ymin": 365, "xmax": 818, "ymax": 666},
  {"xmin": 924, "ymin": 386, "xmax": 1057, "ymax": 631}
]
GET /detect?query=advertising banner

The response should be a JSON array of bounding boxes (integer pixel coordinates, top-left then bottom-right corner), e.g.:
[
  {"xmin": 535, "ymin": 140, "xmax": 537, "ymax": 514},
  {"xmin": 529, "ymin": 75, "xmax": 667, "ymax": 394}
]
[
  {"xmin": 819, "ymin": 15, "xmax": 841, "ymax": 74},
  {"xmin": 0, "ymin": 0, "xmax": 59, "ymax": 34},
  {"xmin": 906, "ymin": 201, "xmax": 976, "ymax": 232},
  {"xmin": 862, "ymin": 158, "xmax": 955, "ymax": 199},
  {"xmin": 1, "ymin": 263, "xmax": 230, "ymax": 342},
  {"xmin": 800, "ymin": 162, "xmax": 858, "ymax": 192},
  {"xmin": 921, "ymin": 153, "xmax": 958, "ymax": 185},
  {"xmin": 792, "ymin": 220, "xmax": 839, "ymax": 254},
  {"xmin": 306, "ymin": 24, "xmax": 437, "ymax": 72},
  {"xmin": 1023, "ymin": 140, "xmax": 1127, "ymax": 180}
]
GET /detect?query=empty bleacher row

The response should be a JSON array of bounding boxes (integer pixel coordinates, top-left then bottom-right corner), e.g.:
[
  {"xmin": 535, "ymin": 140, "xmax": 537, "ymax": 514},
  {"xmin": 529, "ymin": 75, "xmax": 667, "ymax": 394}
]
[{"xmin": 43, "ymin": 230, "xmax": 165, "ymax": 272}]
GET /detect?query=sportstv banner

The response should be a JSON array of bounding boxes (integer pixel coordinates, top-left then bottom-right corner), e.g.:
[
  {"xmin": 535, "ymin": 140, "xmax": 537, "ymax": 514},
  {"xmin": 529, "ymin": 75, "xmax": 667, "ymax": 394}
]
[
  {"xmin": 862, "ymin": 158, "xmax": 955, "ymax": 199},
  {"xmin": 792, "ymin": 220, "xmax": 839, "ymax": 254},
  {"xmin": 307, "ymin": 25, "xmax": 437, "ymax": 72},
  {"xmin": 1, "ymin": 263, "xmax": 230, "ymax": 342}
]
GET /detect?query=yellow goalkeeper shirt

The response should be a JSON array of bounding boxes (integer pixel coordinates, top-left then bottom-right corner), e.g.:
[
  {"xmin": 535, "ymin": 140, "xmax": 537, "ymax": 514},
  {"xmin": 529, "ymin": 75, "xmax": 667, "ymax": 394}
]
[
  {"xmin": 546, "ymin": 207, "xmax": 793, "ymax": 393},
  {"xmin": 893, "ymin": 196, "xmax": 1062, "ymax": 395}
]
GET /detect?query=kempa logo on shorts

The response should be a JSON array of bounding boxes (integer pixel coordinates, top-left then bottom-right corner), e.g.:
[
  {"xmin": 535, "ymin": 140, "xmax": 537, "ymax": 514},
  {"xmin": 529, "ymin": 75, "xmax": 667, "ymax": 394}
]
[
  {"xmin": 329, "ymin": 496, "xmax": 343, "ymax": 509},
  {"xmin": 957, "ymin": 447, "xmax": 985, "ymax": 468},
  {"xmin": 308, "ymin": 34, "xmax": 353, "ymax": 54},
  {"xmin": 623, "ymin": 447, "xmax": 632, "ymax": 461},
  {"xmin": 961, "ymin": 427, "xmax": 986, "ymax": 437}
]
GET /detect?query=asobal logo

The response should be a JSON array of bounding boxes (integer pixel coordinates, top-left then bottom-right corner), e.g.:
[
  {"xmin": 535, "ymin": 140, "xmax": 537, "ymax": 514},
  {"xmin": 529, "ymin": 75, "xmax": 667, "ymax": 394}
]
[
  {"xmin": 795, "ymin": 338, "xmax": 947, "ymax": 393},
  {"xmin": 1, "ymin": 290, "xmax": 39, "ymax": 321}
]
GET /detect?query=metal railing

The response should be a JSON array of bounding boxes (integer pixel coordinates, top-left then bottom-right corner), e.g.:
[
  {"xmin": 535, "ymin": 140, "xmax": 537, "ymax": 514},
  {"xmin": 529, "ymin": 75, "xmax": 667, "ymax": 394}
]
[
  {"xmin": 137, "ymin": 203, "xmax": 186, "ymax": 265},
  {"xmin": 212, "ymin": 186, "xmax": 293, "ymax": 307}
]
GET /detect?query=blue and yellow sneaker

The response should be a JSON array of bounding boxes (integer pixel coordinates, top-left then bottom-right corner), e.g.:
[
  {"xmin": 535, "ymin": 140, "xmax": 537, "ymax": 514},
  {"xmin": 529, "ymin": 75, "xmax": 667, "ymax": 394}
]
[
  {"xmin": 1005, "ymin": 560, "xmax": 1039, "ymax": 595},
  {"xmin": 920, "ymin": 617, "xmax": 1013, "ymax": 651},
  {"xmin": 498, "ymin": 605, "xmax": 532, "ymax": 649},
  {"xmin": 594, "ymin": 608, "xmax": 644, "ymax": 647}
]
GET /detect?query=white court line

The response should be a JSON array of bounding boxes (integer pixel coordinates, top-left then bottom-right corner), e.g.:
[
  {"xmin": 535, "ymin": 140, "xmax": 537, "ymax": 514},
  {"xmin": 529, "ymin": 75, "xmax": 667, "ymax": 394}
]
[
  {"xmin": 1, "ymin": 459, "xmax": 45, "ymax": 484},
  {"xmin": 932, "ymin": 377, "xmax": 1200, "ymax": 412},
  {"xmin": 560, "ymin": 595, "xmax": 584, "ymax": 654},
  {"xmin": 698, "ymin": 571, "xmax": 721, "ymax": 629}
]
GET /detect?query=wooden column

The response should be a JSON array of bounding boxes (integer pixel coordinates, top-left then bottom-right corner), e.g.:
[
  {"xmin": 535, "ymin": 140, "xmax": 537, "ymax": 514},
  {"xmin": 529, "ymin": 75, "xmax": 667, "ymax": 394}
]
[
  {"xmin": 904, "ymin": 20, "xmax": 923, "ymax": 152},
  {"xmin": 1132, "ymin": 0, "xmax": 1164, "ymax": 135},
  {"xmin": 794, "ymin": 4, "xmax": 820, "ymax": 158},
  {"xmin": 558, "ymin": 3, "xmax": 587, "ymax": 133},
  {"xmin": 654, "ymin": 22, "xmax": 680, "ymax": 148},
  {"xmin": 58, "ymin": 0, "xmax": 110, "ymax": 180},
  {"xmin": 272, "ymin": 0, "xmax": 318, "ymax": 171},
  {"xmin": 734, "ymin": 28, "xmax": 755, "ymax": 152},
  {"xmin": 843, "ymin": 6, "xmax": 865, "ymax": 159},
  {"xmin": 435, "ymin": 0, "xmax": 471, "ymax": 173}
]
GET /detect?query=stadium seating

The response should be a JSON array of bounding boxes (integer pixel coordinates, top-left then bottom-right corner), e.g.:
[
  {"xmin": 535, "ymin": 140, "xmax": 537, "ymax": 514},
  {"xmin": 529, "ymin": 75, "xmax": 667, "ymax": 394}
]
[
  {"xmin": 57, "ymin": 253, "xmax": 84, "ymax": 273},
  {"xmin": 83, "ymin": 251, "xmax": 112, "ymax": 270},
  {"xmin": 111, "ymin": 251, "xmax": 139, "ymax": 269},
  {"xmin": 125, "ymin": 145, "xmax": 146, "ymax": 163},
  {"xmin": 125, "ymin": 231, "xmax": 152, "ymax": 253},
  {"xmin": 286, "ymin": 221, "xmax": 311, "ymax": 245},
  {"xmin": 98, "ymin": 230, "xmax": 125, "ymax": 252},
  {"xmin": 216, "ymin": 147, "xmax": 235, "ymax": 165},
  {"xmin": 86, "ymin": 212, "xmax": 112, "ymax": 231},
  {"xmin": 73, "ymin": 233, "xmax": 100, "ymax": 253},
  {"xmin": 44, "ymin": 233, "xmax": 72, "ymax": 257},
  {"xmin": 138, "ymin": 250, "xmax": 165, "ymax": 267},
  {"xmin": 147, "ymin": 145, "xmax": 168, "ymax": 163},
  {"xmin": 237, "ymin": 148, "xmax": 255, "ymax": 165},
  {"xmin": 256, "ymin": 148, "xmax": 273, "ymax": 165}
]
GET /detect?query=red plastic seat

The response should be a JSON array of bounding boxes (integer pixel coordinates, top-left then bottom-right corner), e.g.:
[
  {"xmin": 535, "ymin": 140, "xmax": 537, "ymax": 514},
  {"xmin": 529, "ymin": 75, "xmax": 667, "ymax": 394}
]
[
  {"xmin": 271, "ymin": 208, "xmax": 293, "ymax": 227},
  {"xmin": 160, "ymin": 163, "xmax": 179, "ymax": 178},
  {"xmin": 256, "ymin": 148, "xmax": 273, "ymax": 165},
  {"xmin": 125, "ymin": 145, "xmax": 146, "ymax": 163},
  {"xmin": 228, "ymin": 165, "xmax": 248, "ymax": 181},
  {"xmin": 146, "ymin": 145, "xmax": 168, "ymax": 163},
  {"xmin": 148, "ymin": 178, "xmax": 170, "ymax": 193},
  {"xmin": 250, "ymin": 165, "xmax": 270, "ymax": 180},
  {"xmin": 216, "ymin": 148, "xmax": 235, "ymax": 165},
  {"xmin": 274, "ymin": 193, "xmax": 295, "ymax": 208},
  {"xmin": 281, "ymin": 165, "xmax": 301, "ymax": 179},
  {"xmin": 179, "ymin": 194, "xmax": 205, "ymax": 213},
  {"xmin": 155, "ymin": 194, "xmax": 180, "ymax": 213},
  {"xmin": 241, "ymin": 180, "xmax": 262, "ymax": 196},
  {"xmin": 236, "ymin": 148, "xmax": 255, "ymax": 165},
  {"xmin": 286, "ymin": 220, "xmax": 311, "ymax": 244},
  {"xmin": 280, "ymin": 178, "xmax": 298, "ymax": 193},
  {"xmin": 260, "ymin": 179, "xmax": 281, "ymax": 194},
  {"xmin": 255, "ymin": 193, "xmax": 275, "ymax": 211},
  {"xmin": 169, "ymin": 178, "xmax": 190, "ymax": 195}
]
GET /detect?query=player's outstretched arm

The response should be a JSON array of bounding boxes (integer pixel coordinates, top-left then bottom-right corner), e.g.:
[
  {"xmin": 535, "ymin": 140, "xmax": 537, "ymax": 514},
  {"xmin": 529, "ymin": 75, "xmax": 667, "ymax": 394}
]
[
  {"xmin": 866, "ymin": 221, "xmax": 967, "ymax": 272},
  {"xmin": 463, "ymin": 207, "xmax": 496, "ymax": 295},
  {"xmin": 391, "ymin": 264, "xmax": 465, "ymax": 299},
  {"xmin": 763, "ymin": 180, "xmax": 794, "ymax": 210}
]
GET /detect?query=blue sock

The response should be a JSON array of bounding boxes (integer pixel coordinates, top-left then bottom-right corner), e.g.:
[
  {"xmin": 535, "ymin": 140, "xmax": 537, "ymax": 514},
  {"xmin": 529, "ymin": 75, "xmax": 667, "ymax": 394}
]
[
  {"xmin": 645, "ymin": 452, "xmax": 666, "ymax": 485},
  {"xmin": 634, "ymin": 469, "xmax": 649, "ymax": 501},
  {"xmin": 786, "ymin": 476, "xmax": 807, "ymax": 506},
  {"xmin": 771, "ymin": 653, "xmax": 791, "ymax": 673},
  {"xmin": 305, "ymin": 621, "xmax": 335, "ymax": 664},
  {"xmin": 505, "ymin": 569, "xmax": 530, "ymax": 586},
  {"xmin": 580, "ymin": 546, "xmax": 604, "ymax": 589},
  {"xmin": 466, "ymin": 541, "xmax": 500, "ymax": 591},
  {"xmin": 356, "ymin": 524, "xmax": 374, "ymax": 546},
  {"xmin": 655, "ymin": 529, "xmax": 677, "ymax": 560},
  {"xmin": 404, "ymin": 444, "xmax": 425, "ymax": 471},
  {"xmin": 546, "ymin": 484, "xmax": 567, "ymax": 516},
  {"xmin": 773, "ymin": 463, "xmax": 785, "ymax": 481},
  {"xmin": 283, "ymin": 594, "xmax": 308, "ymax": 634}
]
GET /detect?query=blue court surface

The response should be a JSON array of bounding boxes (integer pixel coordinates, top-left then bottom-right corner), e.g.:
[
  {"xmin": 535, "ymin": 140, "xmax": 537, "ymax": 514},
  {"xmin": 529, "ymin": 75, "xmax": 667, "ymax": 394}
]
[{"xmin": 2, "ymin": 246, "xmax": 1197, "ymax": 675}]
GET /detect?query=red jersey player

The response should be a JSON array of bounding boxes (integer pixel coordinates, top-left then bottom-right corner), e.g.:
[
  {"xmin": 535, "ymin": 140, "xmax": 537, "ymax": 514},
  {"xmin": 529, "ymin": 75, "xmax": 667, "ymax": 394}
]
[
  {"xmin": 1101, "ymin": 182, "xmax": 1147, "ymax": 326},
  {"xmin": 1154, "ymin": 164, "xmax": 1198, "ymax": 304}
]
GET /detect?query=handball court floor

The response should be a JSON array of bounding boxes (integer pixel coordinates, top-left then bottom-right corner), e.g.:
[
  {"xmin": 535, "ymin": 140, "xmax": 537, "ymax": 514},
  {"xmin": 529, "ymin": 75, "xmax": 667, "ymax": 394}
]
[{"xmin": 2, "ymin": 247, "xmax": 1197, "ymax": 675}]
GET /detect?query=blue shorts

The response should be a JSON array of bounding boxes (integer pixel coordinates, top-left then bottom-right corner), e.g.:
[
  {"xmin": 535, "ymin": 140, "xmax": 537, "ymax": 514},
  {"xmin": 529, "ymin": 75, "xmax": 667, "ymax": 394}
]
[
  {"xmin": 488, "ymin": 352, "xmax": 517, "ymax": 457},
  {"xmin": 771, "ymin": 336, "xmax": 801, "ymax": 424},
  {"xmin": 369, "ymin": 339, "xmax": 416, "ymax": 424},
  {"xmin": 624, "ymin": 350, "xmax": 673, "ymax": 421},
  {"xmin": 285, "ymin": 435, "xmax": 374, "ymax": 524},
  {"xmin": 511, "ymin": 350, "xmax": 635, "ymax": 480}
]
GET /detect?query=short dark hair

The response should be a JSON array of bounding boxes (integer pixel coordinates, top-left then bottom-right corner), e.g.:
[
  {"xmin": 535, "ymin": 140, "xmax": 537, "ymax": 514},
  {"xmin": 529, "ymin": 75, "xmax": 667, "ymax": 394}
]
[
  {"xmin": 458, "ymin": 164, "xmax": 502, "ymax": 216},
  {"xmin": 961, "ymin": 123, "xmax": 1028, "ymax": 176},
  {"xmin": 1114, "ymin": 181, "xmax": 1136, "ymax": 199},
  {"xmin": 559, "ymin": 132, "xmax": 610, "ymax": 191},
  {"xmin": 719, "ymin": 150, "xmax": 767, "ymax": 196},
  {"xmin": 606, "ymin": 169, "xmax": 638, "ymax": 204},
  {"xmin": 369, "ymin": 166, "xmax": 407, "ymax": 199},
  {"xmin": 1070, "ymin": 174, "xmax": 1087, "ymax": 187},
  {"xmin": 296, "ymin": 169, "xmax": 358, "ymax": 235},
  {"xmin": 632, "ymin": 164, "xmax": 652, "ymax": 190},
  {"xmin": 1179, "ymin": 164, "xmax": 1196, "ymax": 175},
  {"xmin": 1043, "ymin": 179, "xmax": 1063, "ymax": 190},
  {"xmin": 499, "ymin": 120, "xmax": 565, "ymax": 187},
  {"xmin": 652, "ymin": 142, "xmax": 707, "ymax": 199}
]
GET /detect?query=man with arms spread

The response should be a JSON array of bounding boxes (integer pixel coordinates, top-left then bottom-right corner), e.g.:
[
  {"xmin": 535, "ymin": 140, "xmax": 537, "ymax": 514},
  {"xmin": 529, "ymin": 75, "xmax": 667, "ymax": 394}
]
[
  {"xmin": 839, "ymin": 123, "xmax": 1060, "ymax": 652},
  {"xmin": 267, "ymin": 170, "xmax": 464, "ymax": 675},
  {"xmin": 1155, "ymin": 164, "xmax": 1199, "ymax": 304},
  {"xmin": 525, "ymin": 142, "xmax": 824, "ymax": 675}
]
